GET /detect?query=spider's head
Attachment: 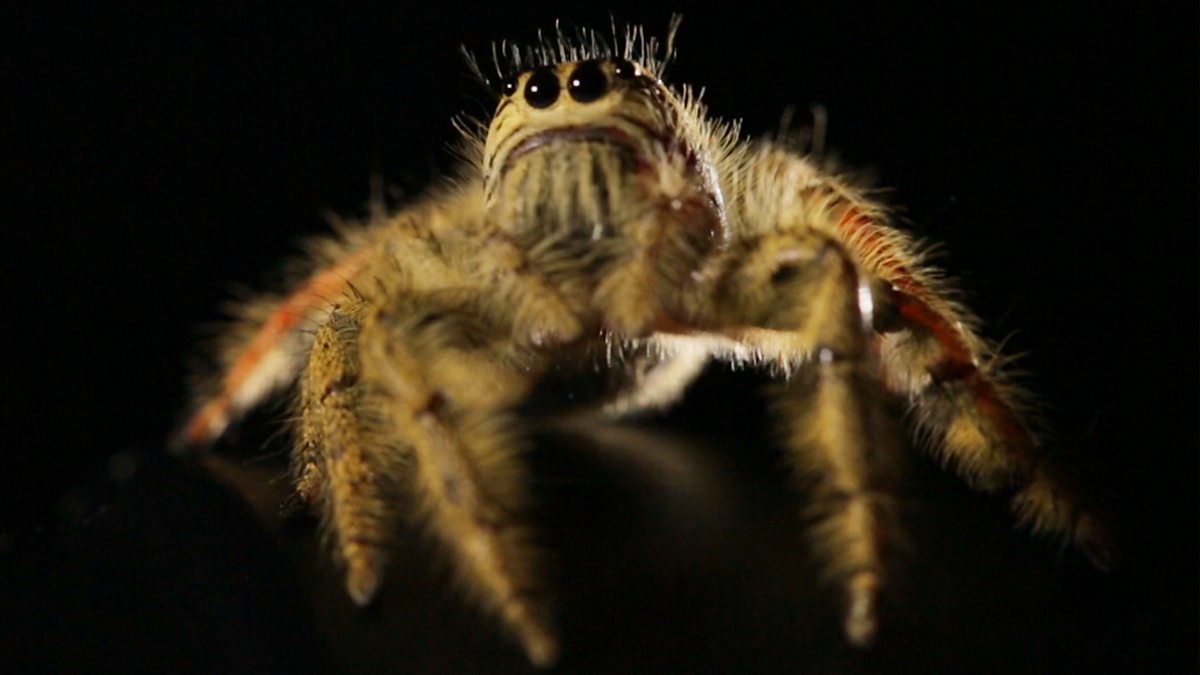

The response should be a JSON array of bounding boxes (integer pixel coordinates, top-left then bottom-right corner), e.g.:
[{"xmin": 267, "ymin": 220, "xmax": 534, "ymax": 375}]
[
  {"xmin": 484, "ymin": 57, "xmax": 676, "ymax": 174},
  {"xmin": 480, "ymin": 55, "xmax": 714, "ymax": 235},
  {"xmin": 482, "ymin": 57, "xmax": 685, "ymax": 214},
  {"xmin": 468, "ymin": 19, "xmax": 734, "ymax": 244}
]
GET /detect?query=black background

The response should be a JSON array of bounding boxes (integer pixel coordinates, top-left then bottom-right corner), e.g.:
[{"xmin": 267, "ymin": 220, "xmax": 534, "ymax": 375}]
[{"xmin": 3, "ymin": 2, "xmax": 1196, "ymax": 673}]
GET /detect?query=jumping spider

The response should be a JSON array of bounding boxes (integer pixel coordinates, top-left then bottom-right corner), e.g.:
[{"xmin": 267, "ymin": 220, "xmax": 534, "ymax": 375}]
[{"xmin": 180, "ymin": 22, "xmax": 1114, "ymax": 667}]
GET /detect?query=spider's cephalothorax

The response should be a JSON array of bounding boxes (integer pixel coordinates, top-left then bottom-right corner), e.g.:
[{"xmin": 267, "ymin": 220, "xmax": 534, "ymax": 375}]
[{"xmin": 180, "ymin": 23, "xmax": 1115, "ymax": 668}]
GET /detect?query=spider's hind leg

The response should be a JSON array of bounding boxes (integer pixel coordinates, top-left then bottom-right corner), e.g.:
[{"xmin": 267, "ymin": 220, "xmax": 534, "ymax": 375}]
[{"xmin": 181, "ymin": 246, "xmax": 373, "ymax": 446}]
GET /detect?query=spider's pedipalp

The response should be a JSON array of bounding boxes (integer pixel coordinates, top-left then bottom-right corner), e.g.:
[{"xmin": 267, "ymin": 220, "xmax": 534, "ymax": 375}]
[{"xmin": 475, "ymin": 230, "xmax": 587, "ymax": 347}]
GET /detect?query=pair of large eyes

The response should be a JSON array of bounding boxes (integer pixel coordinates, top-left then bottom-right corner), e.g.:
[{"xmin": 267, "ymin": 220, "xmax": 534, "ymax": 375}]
[{"xmin": 499, "ymin": 59, "xmax": 641, "ymax": 108}]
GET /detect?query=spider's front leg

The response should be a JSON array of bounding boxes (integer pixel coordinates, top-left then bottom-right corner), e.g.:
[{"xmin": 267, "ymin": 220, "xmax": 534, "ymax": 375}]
[
  {"xmin": 836, "ymin": 207, "xmax": 1118, "ymax": 569},
  {"xmin": 715, "ymin": 230, "xmax": 903, "ymax": 646},
  {"xmin": 294, "ymin": 303, "xmax": 397, "ymax": 604},
  {"xmin": 295, "ymin": 287, "xmax": 558, "ymax": 667},
  {"xmin": 732, "ymin": 148, "xmax": 1115, "ymax": 576}
]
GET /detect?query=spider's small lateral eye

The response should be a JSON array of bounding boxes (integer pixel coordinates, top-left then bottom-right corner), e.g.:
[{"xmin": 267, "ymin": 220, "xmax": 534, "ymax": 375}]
[
  {"xmin": 612, "ymin": 58, "xmax": 640, "ymax": 80},
  {"xmin": 524, "ymin": 68, "xmax": 560, "ymax": 108},
  {"xmin": 498, "ymin": 74, "xmax": 518, "ymax": 98},
  {"xmin": 567, "ymin": 60, "xmax": 607, "ymax": 103}
]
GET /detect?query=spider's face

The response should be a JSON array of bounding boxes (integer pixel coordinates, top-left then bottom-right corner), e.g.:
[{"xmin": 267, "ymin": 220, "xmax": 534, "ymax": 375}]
[{"xmin": 482, "ymin": 58, "xmax": 694, "ymax": 233}]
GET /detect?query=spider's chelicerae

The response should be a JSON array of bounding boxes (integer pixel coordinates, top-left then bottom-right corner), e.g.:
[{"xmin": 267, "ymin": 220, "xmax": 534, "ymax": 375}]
[{"xmin": 181, "ymin": 23, "xmax": 1114, "ymax": 667}]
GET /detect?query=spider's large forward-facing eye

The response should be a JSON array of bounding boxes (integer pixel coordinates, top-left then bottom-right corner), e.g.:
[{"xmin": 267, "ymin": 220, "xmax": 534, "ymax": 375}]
[
  {"xmin": 524, "ymin": 68, "xmax": 559, "ymax": 108},
  {"xmin": 567, "ymin": 60, "xmax": 607, "ymax": 102}
]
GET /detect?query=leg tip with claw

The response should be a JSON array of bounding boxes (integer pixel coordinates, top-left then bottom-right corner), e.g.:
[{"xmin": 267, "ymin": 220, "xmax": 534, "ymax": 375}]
[
  {"xmin": 843, "ymin": 572, "xmax": 879, "ymax": 648},
  {"xmin": 505, "ymin": 599, "xmax": 560, "ymax": 668},
  {"xmin": 1076, "ymin": 514, "xmax": 1120, "ymax": 572},
  {"xmin": 518, "ymin": 625, "xmax": 560, "ymax": 669},
  {"xmin": 345, "ymin": 551, "xmax": 387, "ymax": 607}
]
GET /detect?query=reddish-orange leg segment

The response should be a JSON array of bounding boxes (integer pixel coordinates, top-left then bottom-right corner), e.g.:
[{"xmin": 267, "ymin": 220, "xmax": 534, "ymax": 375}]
[
  {"xmin": 837, "ymin": 205, "xmax": 1033, "ymax": 451},
  {"xmin": 837, "ymin": 207, "xmax": 1116, "ymax": 567},
  {"xmin": 179, "ymin": 248, "xmax": 373, "ymax": 446}
]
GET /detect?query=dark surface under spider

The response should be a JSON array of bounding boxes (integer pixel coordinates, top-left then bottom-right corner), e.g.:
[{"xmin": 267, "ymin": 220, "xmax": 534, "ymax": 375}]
[{"xmin": 180, "ymin": 24, "xmax": 1114, "ymax": 667}]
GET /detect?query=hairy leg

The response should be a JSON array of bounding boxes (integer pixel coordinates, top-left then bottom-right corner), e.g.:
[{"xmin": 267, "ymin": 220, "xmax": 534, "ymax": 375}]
[
  {"xmin": 713, "ymin": 230, "xmax": 902, "ymax": 646},
  {"xmin": 180, "ymin": 190, "xmax": 487, "ymax": 448},
  {"xmin": 295, "ymin": 303, "xmax": 402, "ymax": 605},
  {"xmin": 181, "ymin": 248, "xmax": 373, "ymax": 445},
  {"xmin": 878, "ymin": 290, "xmax": 1116, "ymax": 568},
  {"xmin": 836, "ymin": 204, "xmax": 1116, "ymax": 568},
  {"xmin": 351, "ymin": 288, "xmax": 557, "ymax": 666},
  {"xmin": 733, "ymin": 147, "xmax": 1114, "ymax": 568}
]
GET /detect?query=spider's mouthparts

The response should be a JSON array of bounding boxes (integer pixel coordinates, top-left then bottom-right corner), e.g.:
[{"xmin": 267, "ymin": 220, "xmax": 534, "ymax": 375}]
[{"xmin": 506, "ymin": 124, "xmax": 646, "ymax": 163}]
